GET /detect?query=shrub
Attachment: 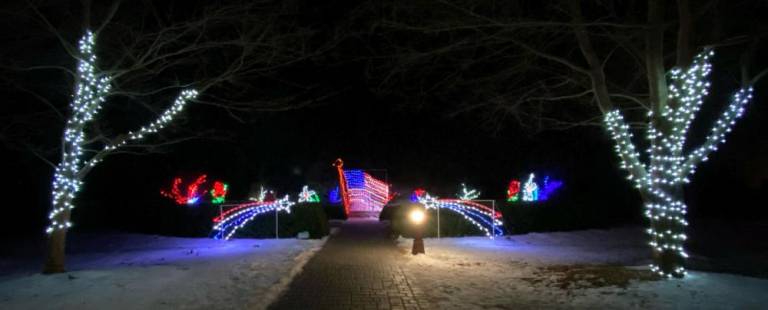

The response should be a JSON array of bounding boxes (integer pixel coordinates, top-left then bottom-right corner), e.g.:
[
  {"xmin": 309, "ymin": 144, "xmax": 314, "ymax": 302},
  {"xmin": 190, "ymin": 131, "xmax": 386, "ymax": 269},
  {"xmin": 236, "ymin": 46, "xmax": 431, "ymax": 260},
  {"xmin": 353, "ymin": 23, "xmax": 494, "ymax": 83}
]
[
  {"xmin": 500, "ymin": 195, "xmax": 636, "ymax": 234},
  {"xmin": 323, "ymin": 203, "xmax": 347, "ymax": 220}
]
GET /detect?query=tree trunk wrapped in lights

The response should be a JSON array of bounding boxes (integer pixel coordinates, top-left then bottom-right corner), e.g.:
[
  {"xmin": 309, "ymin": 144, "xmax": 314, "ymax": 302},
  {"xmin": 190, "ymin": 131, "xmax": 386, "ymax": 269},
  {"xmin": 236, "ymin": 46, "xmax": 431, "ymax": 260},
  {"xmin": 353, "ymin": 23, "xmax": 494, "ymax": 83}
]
[
  {"xmin": 353, "ymin": 0, "xmax": 766, "ymax": 280},
  {"xmin": 603, "ymin": 50, "xmax": 753, "ymax": 278},
  {"xmin": 45, "ymin": 31, "xmax": 198, "ymax": 273}
]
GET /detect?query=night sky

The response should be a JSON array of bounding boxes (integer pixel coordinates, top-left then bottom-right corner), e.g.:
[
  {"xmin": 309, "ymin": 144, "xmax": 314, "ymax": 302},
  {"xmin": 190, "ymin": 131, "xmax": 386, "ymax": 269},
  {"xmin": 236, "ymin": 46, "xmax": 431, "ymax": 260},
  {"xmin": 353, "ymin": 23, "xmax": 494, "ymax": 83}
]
[{"xmin": 1, "ymin": 1, "xmax": 767, "ymax": 237}]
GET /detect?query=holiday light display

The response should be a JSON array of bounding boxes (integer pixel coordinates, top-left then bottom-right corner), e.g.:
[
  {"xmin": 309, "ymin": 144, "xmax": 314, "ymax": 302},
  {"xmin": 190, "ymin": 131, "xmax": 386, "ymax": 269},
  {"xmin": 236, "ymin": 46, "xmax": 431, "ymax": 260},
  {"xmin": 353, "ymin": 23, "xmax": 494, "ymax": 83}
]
[
  {"xmin": 333, "ymin": 159, "xmax": 351, "ymax": 215},
  {"xmin": 249, "ymin": 186, "xmax": 275, "ymax": 203},
  {"xmin": 508, "ymin": 174, "xmax": 563, "ymax": 203},
  {"xmin": 538, "ymin": 177, "xmax": 564, "ymax": 201},
  {"xmin": 328, "ymin": 186, "xmax": 342, "ymax": 204},
  {"xmin": 211, "ymin": 196, "xmax": 294, "ymax": 240},
  {"xmin": 344, "ymin": 169, "xmax": 391, "ymax": 215},
  {"xmin": 160, "ymin": 175, "xmax": 208, "ymax": 205},
  {"xmin": 506, "ymin": 180, "xmax": 521, "ymax": 202},
  {"xmin": 522, "ymin": 173, "xmax": 539, "ymax": 202},
  {"xmin": 47, "ymin": 31, "xmax": 198, "ymax": 235},
  {"xmin": 210, "ymin": 181, "xmax": 228, "ymax": 204},
  {"xmin": 411, "ymin": 188, "xmax": 426, "ymax": 202},
  {"xmin": 333, "ymin": 159, "xmax": 391, "ymax": 216},
  {"xmin": 417, "ymin": 192, "xmax": 504, "ymax": 237},
  {"xmin": 213, "ymin": 184, "xmax": 333, "ymax": 240},
  {"xmin": 458, "ymin": 183, "xmax": 480, "ymax": 200},
  {"xmin": 603, "ymin": 49, "xmax": 754, "ymax": 278},
  {"xmin": 298, "ymin": 185, "xmax": 321, "ymax": 203}
]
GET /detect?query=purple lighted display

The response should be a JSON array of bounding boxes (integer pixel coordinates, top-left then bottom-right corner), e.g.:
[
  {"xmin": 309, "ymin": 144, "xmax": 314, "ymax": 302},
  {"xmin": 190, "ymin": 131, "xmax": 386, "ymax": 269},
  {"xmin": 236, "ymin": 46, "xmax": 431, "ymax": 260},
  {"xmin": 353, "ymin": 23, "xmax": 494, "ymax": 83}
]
[
  {"xmin": 328, "ymin": 186, "xmax": 342, "ymax": 204},
  {"xmin": 539, "ymin": 177, "xmax": 564, "ymax": 201}
]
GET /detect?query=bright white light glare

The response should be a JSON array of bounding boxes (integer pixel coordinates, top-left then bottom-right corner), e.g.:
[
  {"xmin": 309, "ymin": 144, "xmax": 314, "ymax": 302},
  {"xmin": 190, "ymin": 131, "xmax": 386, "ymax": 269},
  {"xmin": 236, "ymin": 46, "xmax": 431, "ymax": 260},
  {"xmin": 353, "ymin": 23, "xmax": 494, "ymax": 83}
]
[{"xmin": 409, "ymin": 209, "xmax": 425, "ymax": 224}]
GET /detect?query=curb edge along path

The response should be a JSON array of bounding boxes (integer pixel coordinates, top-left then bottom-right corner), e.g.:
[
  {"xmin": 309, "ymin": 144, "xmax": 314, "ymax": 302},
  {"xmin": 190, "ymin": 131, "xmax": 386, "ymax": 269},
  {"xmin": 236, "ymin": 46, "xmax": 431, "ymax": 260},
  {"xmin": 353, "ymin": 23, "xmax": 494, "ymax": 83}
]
[{"xmin": 269, "ymin": 218, "xmax": 433, "ymax": 310}]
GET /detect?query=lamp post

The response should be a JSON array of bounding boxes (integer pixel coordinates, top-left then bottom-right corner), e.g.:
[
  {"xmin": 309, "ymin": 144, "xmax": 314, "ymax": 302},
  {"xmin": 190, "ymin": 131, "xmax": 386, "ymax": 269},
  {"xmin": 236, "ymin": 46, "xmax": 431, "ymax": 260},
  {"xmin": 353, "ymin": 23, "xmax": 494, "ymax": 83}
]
[{"xmin": 409, "ymin": 208, "xmax": 426, "ymax": 255}]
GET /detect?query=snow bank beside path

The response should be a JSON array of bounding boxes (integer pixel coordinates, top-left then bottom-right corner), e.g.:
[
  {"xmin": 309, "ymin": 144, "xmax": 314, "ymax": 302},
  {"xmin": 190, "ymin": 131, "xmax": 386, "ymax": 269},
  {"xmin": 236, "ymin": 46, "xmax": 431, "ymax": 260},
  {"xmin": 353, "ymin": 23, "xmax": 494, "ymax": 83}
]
[
  {"xmin": 397, "ymin": 228, "xmax": 768, "ymax": 309},
  {"xmin": 0, "ymin": 234, "xmax": 324, "ymax": 310}
]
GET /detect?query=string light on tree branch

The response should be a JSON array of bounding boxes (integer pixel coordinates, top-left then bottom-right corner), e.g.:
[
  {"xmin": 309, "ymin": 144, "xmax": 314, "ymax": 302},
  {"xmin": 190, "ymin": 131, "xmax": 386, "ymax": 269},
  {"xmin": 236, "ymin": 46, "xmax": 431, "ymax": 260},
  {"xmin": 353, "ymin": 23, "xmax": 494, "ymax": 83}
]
[
  {"xmin": 603, "ymin": 49, "xmax": 753, "ymax": 278},
  {"xmin": 47, "ymin": 30, "xmax": 198, "ymax": 234}
]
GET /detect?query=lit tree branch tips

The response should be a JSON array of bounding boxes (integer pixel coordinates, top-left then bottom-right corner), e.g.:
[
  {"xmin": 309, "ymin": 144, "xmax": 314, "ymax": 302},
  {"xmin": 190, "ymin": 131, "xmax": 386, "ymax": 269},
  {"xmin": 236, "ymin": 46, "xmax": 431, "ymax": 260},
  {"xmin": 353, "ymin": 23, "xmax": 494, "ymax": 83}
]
[
  {"xmin": 47, "ymin": 31, "xmax": 198, "ymax": 234},
  {"xmin": 682, "ymin": 87, "xmax": 752, "ymax": 176},
  {"xmin": 603, "ymin": 49, "xmax": 754, "ymax": 278}
]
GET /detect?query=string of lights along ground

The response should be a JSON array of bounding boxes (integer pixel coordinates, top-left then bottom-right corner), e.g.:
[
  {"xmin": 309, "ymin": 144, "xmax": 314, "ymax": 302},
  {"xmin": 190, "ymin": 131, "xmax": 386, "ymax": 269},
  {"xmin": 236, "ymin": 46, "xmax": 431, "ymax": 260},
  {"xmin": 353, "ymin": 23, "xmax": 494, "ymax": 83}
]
[
  {"xmin": 603, "ymin": 49, "xmax": 754, "ymax": 278},
  {"xmin": 48, "ymin": 30, "xmax": 197, "ymax": 234}
]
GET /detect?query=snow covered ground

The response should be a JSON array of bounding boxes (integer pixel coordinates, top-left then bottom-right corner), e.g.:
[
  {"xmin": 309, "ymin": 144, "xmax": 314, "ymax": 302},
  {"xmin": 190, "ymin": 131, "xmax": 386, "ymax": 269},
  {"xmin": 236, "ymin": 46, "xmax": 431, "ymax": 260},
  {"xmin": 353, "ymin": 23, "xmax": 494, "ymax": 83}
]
[
  {"xmin": 396, "ymin": 227, "xmax": 768, "ymax": 309},
  {"xmin": 0, "ymin": 234, "xmax": 324, "ymax": 310}
]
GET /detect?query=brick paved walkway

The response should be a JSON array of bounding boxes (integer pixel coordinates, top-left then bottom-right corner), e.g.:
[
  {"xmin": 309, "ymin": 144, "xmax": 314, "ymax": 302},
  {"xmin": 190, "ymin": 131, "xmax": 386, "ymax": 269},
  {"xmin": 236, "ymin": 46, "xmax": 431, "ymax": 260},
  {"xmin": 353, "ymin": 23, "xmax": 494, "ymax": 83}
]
[{"xmin": 269, "ymin": 219, "xmax": 432, "ymax": 310}]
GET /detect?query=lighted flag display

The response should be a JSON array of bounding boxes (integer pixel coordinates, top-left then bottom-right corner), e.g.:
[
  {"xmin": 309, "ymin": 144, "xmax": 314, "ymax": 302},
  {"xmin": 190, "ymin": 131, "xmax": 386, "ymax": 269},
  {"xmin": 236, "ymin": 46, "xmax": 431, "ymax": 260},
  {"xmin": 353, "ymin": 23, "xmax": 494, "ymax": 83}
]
[
  {"xmin": 344, "ymin": 169, "xmax": 390, "ymax": 216},
  {"xmin": 333, "ymin": 158, "xmax": 391, "ymax": 217}
]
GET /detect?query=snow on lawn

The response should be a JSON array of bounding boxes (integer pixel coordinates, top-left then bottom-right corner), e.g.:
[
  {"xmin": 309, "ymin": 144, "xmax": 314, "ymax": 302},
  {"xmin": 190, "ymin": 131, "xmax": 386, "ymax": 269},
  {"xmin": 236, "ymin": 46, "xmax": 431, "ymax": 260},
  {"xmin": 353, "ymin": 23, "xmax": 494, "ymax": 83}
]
[
  {"xmin": 396, "ymin": 227, "xmax": 768, "ymax": 309},
  {"xmin": 0, "ymin": 234, "xmax": 324, "ymax": 310}
]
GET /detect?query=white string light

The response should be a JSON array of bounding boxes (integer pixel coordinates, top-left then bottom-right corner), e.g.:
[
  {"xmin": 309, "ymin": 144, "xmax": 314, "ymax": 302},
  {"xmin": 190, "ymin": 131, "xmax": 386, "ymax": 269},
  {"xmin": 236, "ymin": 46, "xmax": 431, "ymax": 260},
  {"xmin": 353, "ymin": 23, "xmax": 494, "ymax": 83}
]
[
  {"xmin": 603, "ymin": 49, "xmax": 753, "ymax": 278},
  {"xmin": 298, "ymin": 185, "xmax": 320, "ymax": 203},
  {"xmin": 522, "ymin": 173, "xmax": 539, "ymax": 202},
  {"xmin": 47, "ymin": 30, "xmax": 198, "ymax": 234},
  {"xmin": 458, "ymin": 183, "xmax": 481, "ymax": 200},
  {"xmin": 249, "ymin": 186, "xmax": 274, "ymax": 202}
]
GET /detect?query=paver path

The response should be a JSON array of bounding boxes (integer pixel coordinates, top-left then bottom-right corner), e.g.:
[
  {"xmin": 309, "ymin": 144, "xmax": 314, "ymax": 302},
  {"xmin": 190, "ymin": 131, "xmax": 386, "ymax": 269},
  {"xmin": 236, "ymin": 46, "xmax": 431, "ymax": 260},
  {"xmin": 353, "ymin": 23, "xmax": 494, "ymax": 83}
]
[{"xmin": 269, "ymin": 218, "xmax": 432, "ymax": 309}]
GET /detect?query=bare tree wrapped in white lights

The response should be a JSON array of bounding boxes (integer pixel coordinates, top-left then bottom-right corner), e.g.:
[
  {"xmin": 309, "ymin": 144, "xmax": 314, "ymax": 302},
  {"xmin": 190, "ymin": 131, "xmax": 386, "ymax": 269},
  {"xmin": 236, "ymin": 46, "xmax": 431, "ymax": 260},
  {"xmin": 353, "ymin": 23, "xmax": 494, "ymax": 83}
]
[
  {"xmin": 603, "ymin": 49, "xmax": 753, "ymax": 278},
  {"xmin": 45, "ymin": 31, "xmax": 198, "ymax": 273},
  {"xmin": 354, "ymin": 0, "xmax": 766, "ymax": 279}
]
